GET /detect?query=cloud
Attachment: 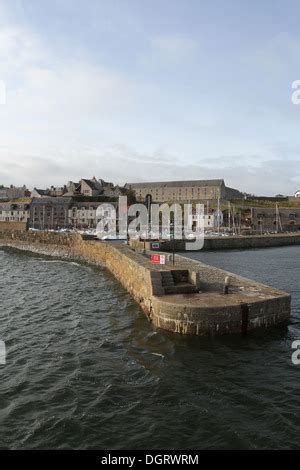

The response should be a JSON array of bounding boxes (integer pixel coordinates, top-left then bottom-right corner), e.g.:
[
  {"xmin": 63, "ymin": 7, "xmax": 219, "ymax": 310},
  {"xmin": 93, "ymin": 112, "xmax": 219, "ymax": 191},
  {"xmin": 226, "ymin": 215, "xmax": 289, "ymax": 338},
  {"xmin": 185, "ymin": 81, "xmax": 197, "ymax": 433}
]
[
  {"xmin": 11, "ymin": 63, "xmax": 133, "ymax": 120},
  {"xmin": 0, "ymin": 25, "xmax": 133, "ymax": 125},
  {"xmin": 0, "ymin": 24, "xmax": 135, "ymax": 165},
  {"xmin": 0, "ymin": 11, "xmax": 298, "ymax": 198},
  {"xmin": 0, "ymin": 26, "xmax": 42, "ymax": 75},
  {"xmin": 1, "ymin": 141, "xmax": 298, "ymax": 197},
  {"xmin": 112, "ymin": 152, "xmax": 299, "ymax": 196}
]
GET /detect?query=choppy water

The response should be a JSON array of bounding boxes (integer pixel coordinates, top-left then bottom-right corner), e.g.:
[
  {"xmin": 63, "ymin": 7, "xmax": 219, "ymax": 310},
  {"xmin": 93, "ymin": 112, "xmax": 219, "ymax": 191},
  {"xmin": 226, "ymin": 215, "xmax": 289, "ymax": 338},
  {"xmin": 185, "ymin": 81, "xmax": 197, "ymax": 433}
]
[{"xmin": 0, "ymin": 246, "xmax": 299, "ymax": 449}]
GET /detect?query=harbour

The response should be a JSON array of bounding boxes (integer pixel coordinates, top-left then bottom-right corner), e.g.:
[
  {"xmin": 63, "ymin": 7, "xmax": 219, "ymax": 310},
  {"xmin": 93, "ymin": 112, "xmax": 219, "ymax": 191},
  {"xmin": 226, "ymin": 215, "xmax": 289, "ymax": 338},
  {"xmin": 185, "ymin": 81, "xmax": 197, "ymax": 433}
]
[
  {"xmin": 0, "ymin": 245, "xmax": 299, "ymax": 449},
  {"xmin": 0, "ymin": 231, "xmax": 292, "ymax": 336}
]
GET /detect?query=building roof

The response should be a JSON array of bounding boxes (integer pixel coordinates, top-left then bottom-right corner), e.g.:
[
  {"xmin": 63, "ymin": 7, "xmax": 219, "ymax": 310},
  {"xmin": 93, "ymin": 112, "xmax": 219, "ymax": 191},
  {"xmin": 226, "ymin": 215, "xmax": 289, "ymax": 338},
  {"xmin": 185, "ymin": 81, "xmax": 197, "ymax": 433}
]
[
  {"xmin": 80, "ymin": 179, "xmax": 103, "ymax": 191},
  {"xmin": 11, "ymin": 197, "xmax": 32, "ymax": 203},
  {"xmin": 70, "ymin": 201, "xmax": 104, "ymax": 208},
  {"xmin": 33, "ymin": 188, "xmax": 49, "ymax": 196},
  {"xmin": 31, "ymin": 197, "xmax": 72, "ymax": 206},
  {"xmin": 0, "ymin": 201, "xmax": 31, "ymax": 210},
  {"xmin": 126, "ymin": 179, "xmax": 225, "ymax": 188},
  {"xmin": 0, "ymin": 202, "xmax": 11, "ymax": 210}
]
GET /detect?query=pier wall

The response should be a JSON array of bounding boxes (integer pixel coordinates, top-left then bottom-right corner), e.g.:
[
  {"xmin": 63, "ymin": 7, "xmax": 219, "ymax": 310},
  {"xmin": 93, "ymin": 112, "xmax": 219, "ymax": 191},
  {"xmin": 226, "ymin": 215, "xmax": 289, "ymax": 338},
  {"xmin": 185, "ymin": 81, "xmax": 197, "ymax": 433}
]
[
  {"xmin": 0, "ymin": 231, "xmax": 291, "ymax": 336},
  {"xmin": 130, "ymin": 233, "xmax": 300, "ymax": 252},
  {"xmin": 202, "ymin": 233, "xmax": 300, "ymax": 250},
  {"xmin": 0, "ymin": 222, "xmax": 28, "ymax": 232},
  {"xmin": 0, "ymin": 231, "xmax": 154, "ymax": 316}
]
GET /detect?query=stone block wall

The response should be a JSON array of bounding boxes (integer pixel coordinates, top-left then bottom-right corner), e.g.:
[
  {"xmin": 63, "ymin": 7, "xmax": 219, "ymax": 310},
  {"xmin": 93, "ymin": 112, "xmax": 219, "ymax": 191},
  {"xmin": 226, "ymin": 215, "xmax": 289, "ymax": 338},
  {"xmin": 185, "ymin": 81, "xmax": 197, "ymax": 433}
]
[{"xmin": 0, "ymin": 222, "xmax": 28, "ymax": 232}]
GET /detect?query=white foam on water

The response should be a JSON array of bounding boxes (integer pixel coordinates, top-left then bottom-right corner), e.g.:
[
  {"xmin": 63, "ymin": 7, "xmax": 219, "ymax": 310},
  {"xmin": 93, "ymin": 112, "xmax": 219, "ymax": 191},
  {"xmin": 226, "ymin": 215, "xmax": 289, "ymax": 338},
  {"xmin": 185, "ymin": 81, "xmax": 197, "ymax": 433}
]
[
  {"xmin": 0, "ymin": 340, "xmax": 6, "ymax": 365},
  {"xmin": 151, "ymin": 352, "xmax": 165, "ymax": 359}
]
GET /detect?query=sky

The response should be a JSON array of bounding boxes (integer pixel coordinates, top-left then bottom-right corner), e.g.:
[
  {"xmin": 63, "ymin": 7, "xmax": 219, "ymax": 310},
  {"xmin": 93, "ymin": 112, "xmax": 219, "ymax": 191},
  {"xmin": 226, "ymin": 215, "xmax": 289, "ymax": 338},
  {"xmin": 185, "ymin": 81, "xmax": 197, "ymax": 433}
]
[{"xmin": 0, "ymin": 0, "xmax": 299, "ymax": 195}]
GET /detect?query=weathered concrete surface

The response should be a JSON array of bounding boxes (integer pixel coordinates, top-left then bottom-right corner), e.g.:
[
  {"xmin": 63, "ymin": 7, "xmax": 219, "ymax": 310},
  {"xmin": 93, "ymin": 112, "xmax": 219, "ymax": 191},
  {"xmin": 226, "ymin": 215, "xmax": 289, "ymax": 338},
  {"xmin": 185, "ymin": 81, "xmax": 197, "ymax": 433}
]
[
  {"xmin": 151, "ymin": 289, "xmax": 290, "ymax": 335},
  {"xmin": 0, "ymin": 231, "xmax": 291, "ymax": 336}
]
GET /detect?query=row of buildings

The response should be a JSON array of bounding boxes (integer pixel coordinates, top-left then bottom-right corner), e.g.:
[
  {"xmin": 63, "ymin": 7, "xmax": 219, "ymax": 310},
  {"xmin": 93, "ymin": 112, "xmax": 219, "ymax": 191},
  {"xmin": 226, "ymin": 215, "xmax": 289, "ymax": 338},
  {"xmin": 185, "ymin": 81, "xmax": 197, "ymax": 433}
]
[
  {"xmin": 2, "ymin": 178, "xmax": 300, "ymax": 204},
  {"xmin": 1, "ymin": 197, "xmax": 300, "ymax": 232},
  {"xmin": 0, "ymin": 185, "xmax": 30, "ymax": 200},
  {"xmin": 0, "ymin": 177, "xmax": 126, "ymax": 201},
  {"xmin": 0, "ymin": 177, "xmax": 299, "ymax": 232},
  {"xmin": 0, "ymin": 198, "xmax": 115, "ymax": 230}
]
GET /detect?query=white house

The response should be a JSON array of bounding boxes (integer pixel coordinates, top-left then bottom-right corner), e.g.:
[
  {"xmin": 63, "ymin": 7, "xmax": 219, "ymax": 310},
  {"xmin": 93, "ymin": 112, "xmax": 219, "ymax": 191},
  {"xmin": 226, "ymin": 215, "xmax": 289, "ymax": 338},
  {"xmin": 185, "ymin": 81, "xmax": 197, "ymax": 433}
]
[
  {"xmin": 0, "ymin": 201, "xmax": 31, "ymax": 223},
  {"xmin": 295, "ymin": 190, "xmax": 300, "ymax": 198},
  {"xmin": 187, "ymin": 209, "xmax": 216, "ymax": 229}
]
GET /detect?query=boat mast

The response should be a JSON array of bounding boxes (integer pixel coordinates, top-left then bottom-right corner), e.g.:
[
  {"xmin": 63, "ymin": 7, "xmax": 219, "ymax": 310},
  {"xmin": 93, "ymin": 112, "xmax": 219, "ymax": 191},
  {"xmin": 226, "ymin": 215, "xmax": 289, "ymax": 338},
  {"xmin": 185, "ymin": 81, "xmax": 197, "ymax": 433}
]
[
  {"xmin": 232, "ymin": 204, "xmax": 236, "ymax": 234},
  {"xmin": 217, "ymin": 197, "xmax": 220, "ymax": 234},
  {"xmin": 276, "ymin": 203, "xmax": 283, "ymax": 232}
]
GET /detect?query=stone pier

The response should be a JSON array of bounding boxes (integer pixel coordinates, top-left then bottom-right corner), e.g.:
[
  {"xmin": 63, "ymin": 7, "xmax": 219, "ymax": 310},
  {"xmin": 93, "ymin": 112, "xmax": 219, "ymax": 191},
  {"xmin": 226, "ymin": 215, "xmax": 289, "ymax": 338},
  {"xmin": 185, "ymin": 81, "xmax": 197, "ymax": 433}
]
[{"xmin": 0, "ymin": 231, "xmax": 291, "ymax": 336}]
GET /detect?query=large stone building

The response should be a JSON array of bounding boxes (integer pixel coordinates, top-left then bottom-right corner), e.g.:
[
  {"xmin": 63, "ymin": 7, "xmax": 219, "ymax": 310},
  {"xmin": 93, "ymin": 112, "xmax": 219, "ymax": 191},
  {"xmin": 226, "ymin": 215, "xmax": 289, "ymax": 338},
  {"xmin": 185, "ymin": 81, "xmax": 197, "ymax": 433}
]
[
  {"xmin": 126, "ymin": 179, "xmax": 242, "ymax": 203},
  {"xmin": 30, "ymin": 197, "xmax": 72, "ymax": 230},
  {"xmin": 251, "ymin": 207, "xmax": 300, "ymax": 232}
]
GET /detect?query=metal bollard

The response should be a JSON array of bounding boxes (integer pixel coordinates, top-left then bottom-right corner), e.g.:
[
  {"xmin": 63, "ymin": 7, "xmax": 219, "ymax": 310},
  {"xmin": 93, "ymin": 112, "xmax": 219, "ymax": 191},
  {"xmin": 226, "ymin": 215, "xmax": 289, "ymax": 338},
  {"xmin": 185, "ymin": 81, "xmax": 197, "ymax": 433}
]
[{"xmin": 223, "ymin": 276, "xmax": 230, "ymax": 295}]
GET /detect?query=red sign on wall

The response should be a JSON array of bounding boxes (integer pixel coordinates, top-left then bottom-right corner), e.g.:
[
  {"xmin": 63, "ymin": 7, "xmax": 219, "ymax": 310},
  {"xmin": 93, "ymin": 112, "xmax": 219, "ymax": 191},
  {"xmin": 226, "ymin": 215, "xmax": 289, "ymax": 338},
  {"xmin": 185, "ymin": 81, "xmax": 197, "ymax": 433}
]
[{"xmin": 151, "ymin": 254, "xmax": 165, "ymax": 265}]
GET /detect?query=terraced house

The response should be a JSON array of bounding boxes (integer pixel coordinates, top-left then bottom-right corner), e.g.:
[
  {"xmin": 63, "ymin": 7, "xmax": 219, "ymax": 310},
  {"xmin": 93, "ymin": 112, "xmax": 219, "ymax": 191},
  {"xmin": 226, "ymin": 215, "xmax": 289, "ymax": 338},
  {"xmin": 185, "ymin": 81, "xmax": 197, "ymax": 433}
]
[
  {"xmin": 0, "ymin": 200, "xmax": 31, "ymax": 224},
  {"xmin": 30, "ymin": 197, "xmax": 72, "ymax": 230},
  {"xmin": 68, "ymin": 202, "xmax": 101, "ymax": 229},
  {"xmin": 0, "ymin": 185, "xmax": 29, "ymax": 200}
]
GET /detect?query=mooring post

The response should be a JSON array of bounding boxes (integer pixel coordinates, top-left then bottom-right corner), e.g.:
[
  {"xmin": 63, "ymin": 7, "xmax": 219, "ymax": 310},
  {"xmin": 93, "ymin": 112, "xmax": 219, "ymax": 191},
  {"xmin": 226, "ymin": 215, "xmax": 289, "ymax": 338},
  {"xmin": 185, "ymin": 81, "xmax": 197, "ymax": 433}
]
[
  {"xmin": 223, "ymin": 276, "xmax": 230, "ymax": 294},
  {"xmin": 241, "ymin": 303, "xmax": 249, "ymax": 334}
]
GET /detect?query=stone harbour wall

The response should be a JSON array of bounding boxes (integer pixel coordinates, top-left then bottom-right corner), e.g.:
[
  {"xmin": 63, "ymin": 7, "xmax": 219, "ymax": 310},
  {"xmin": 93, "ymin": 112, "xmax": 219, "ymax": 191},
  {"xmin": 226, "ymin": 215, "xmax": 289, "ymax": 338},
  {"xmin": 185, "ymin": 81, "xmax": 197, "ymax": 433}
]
[
  {"xmin": 130, "ymin": 232, "xmax": 300, "ymax": 252},
  {"xmin": 0, "ymin": 231, "xmax": 291, "ymax": 336},
  {"xmin": 0, "ymin": 222, "xmax": 28, "ymax": 232}
]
